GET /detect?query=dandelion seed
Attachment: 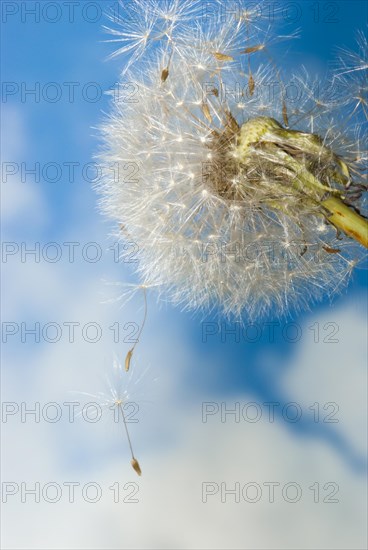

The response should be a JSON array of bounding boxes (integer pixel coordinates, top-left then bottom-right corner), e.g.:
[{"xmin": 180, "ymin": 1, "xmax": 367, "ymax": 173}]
[
  {"xmin": 124, "ymin": 286, "xmax": 148, "ymax": 372},
  {"xmin": 323, "ymin": 246, "xmax": 341, "ymax": 254},
  {"xmin": 125, "ymin": 349, "xmax": 134, "ymax": 372},
  {"xmin": 131, "ymin": 458, "xmax": 142, "ymax": 476},
  {"xmin": 161, "ymin": 67, "xmax": 170, "ymax": 82},
  {"xmin": 242, "ymin": 44, "xmax": 266, "ymax": 54},
  {"xmin": 202, "ymin": 101, "xmax": 212, "ymax": 123},
  {"xmin": 73, "ymin": 358, "xmax": 153, "ymax": 475},
  {"xmin": 117, "ymin": 398, "xmax": 141, "ymax": 476},
  {"xmin": 213, "ymin": 52, "xmax": 235, "ymax": 61},
  {"xmin": 248, "ymin": 73, "xmax": 255, "ymax": 97}
]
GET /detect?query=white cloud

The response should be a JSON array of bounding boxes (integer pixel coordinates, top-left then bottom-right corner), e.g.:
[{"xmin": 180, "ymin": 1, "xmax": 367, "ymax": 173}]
[
  {"xmin": 2, "ymin": 248, "xmax": 367, "ymax": 549},
  {"xmin": 1, "ymin": 105, "xmax": 49, "ymax": 231}
]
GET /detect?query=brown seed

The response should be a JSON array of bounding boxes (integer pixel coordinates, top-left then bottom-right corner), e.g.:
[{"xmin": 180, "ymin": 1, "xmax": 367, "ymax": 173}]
[
  {"xmin": 131, "ymin": 458, "xmax": 142, "ymax": 476},
  {"xmin": 161, "ymin": 68, "xmax": 169, "ymax": 83},
  {"xmin": 202, "ymin": 101, "xmax": 212, "ymax": 123},
  {"xmin": 125, "ymin": 349, "xmax": 133, "ymax": 372},
  {"xmin": 300, "ymin": 244, "xmax": 308, "ymax": 256},
  {"xmin": 323, "ymin": 246, "xmax": 341, "ymax": 254},
  {"xmin": 241, "ymin": 45, "xmax": 265, "ymax": 54},
  {"xmin": 282, "ymin": 100, "xmax": 289, "ymax": 126},
  {"xmin": 226, "ymin": 110, "xmax": 240, "ymax": 132},
  {"xmin": 213, "ymin": 52, "xmax": 234, "ymax": 61},
  {"xmin": 211, "ymin": 87, "xmax": 219, "ymax": 97},
  {"xmin": 248, "ymin": 74, "xmax": 255, "ymax": 97}
]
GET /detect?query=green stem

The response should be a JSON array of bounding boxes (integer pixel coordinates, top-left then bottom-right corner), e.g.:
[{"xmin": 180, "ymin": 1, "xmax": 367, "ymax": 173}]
[
  {"xmin": 236, "ymin": 117, "xmax": 368, "ymax": 248},
  {"xmin": 322, "ymin": 197, "xmax": 368, "ymax": 248},
  {"xmin": 284, "ymin": 153, "xmax": 368, "ymax": 248}
]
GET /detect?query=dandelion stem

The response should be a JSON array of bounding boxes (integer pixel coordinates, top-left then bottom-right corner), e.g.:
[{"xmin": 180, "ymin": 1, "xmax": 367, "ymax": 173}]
[
  {"xmin": 237, "ymin": 116, "xmax": 368, "ymax": 248},
  {"xmin": 287, "ymin": 155, "xmax": 368, "ymax": 248},
  {"xmin": 322, "ymin": 197, "xmax": 368, "ymax": 248}
]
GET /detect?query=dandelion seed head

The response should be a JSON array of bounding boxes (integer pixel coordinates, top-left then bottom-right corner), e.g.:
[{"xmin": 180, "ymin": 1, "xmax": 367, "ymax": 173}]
[{"xmin": 98, "ymin": 2, "xmax": 367, "ymax": 321}]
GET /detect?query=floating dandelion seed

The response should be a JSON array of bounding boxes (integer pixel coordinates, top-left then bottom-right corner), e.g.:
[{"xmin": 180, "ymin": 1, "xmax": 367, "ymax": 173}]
[
  {"xmin": 97, "ymin": 0, "xmax": 368, "ymax": 321},
  {"xmin": 117, "ymin": 397, "xmax": 142, "ymax": 476},
  {"xmin": 124, "ymin": 286, "xmax": 148, "ymax": 372},
  {"xmin": 74, "ymin": 358, "xmax": 151, "ymax": 475},
  {"xmin": 102, "ymin": 282, "xmax": 151, "ymax": 370}
]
